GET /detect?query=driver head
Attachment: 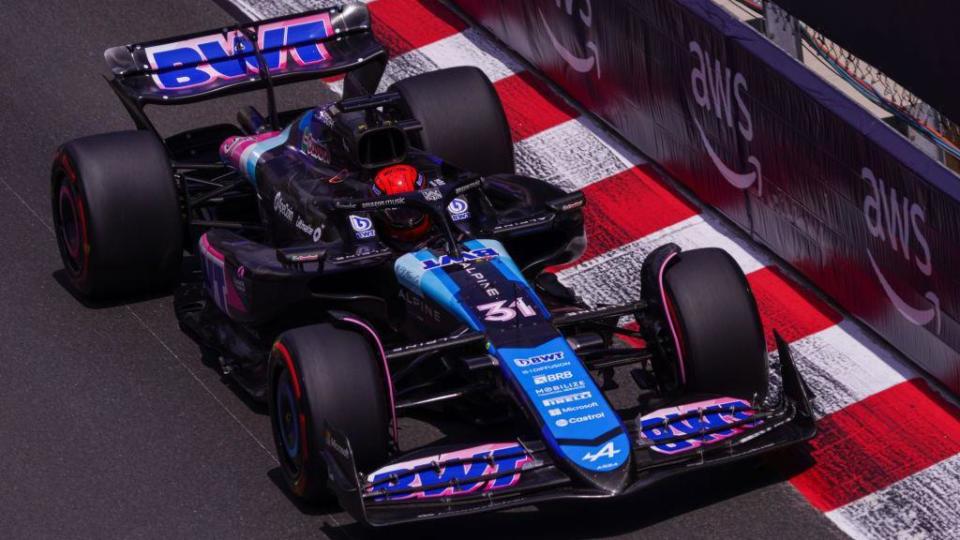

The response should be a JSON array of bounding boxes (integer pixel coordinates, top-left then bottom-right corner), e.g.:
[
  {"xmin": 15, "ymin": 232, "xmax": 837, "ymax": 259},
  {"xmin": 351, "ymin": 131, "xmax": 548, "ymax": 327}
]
[{"xmin": 373, "ymin": 164, "xmax": 432, "ymax": 242}]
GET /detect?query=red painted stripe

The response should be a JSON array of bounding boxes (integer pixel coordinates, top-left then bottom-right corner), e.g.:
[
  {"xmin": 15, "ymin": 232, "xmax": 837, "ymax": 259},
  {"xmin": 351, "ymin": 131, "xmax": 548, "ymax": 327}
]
[
  {"xmin": 578, "ymin": 166, "xmax": 697, "ymax": 262},
  {"xmin": 494, "ymin": 72, "xmax": 579, "ymax": 141},
  {"xmin": 618, "ymin": 322, "xmax": 646, "ymax": 349},
  {"xmin": 790, "ymin": 378, "xmax": 960, "ymax": 512},
  {"xmin": 550, "ymin": 166, "xmax": 696, "ymax": 273},
  {"xmin": 370, "ymin": 0, "xmax": 467, "ymax": 57},
  {"xmin": 746, "ymin": 267, "xmax": 842, "ymax": 351}
]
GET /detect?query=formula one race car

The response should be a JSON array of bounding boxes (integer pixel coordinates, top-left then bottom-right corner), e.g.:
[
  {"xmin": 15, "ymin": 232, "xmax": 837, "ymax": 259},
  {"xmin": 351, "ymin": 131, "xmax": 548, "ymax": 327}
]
[{"xmin": 51, "ymin": 5, "xmax": 815, "ymax": 526}]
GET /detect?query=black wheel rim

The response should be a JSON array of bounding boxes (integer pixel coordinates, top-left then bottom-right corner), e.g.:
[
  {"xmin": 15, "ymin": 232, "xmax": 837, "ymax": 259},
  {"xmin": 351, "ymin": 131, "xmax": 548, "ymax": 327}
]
[{"xmin": 56, "ymin": 180, "xmax": 85, "ymax": 276}]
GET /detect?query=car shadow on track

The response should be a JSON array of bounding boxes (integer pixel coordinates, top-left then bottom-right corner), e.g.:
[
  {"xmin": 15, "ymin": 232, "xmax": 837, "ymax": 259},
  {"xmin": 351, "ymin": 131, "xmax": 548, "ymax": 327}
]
[{"xmin": 52, "ymin": 269, "xmax": 176, "ymax": 310}]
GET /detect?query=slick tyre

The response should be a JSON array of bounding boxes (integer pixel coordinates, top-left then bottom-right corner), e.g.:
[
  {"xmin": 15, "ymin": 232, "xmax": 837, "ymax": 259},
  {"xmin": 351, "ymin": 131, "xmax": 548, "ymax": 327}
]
[
  {"xmin": 52, "ymin": 131, "xmax": 182, "ymax": 299},
  {"xmin": 269, "ymin": 322, "xmax": 392, "ymax": 504},
  {"xmin": 659, "ymin": 248, "xmax": 768, "ymax": 401},
  {"xmin": 390, "ymin": 66, "xmax": 515, "ymax": 175}
]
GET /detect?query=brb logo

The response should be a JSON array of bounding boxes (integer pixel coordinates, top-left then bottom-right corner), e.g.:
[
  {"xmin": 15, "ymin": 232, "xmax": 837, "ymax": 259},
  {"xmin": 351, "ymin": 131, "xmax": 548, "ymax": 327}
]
[
  {"xmin": 145, "ymin": 13, "xmax": 333, "ymax": 90},
  {"xmin": 689, "ymin": 40, "xmax": 761, "ymax": 195},
  {"xmin": 862, "ymin": 167, "xmax": 940, "ymax": 333},
  {"xmin": 538, "ymin": 0, "xmax": 600, "ymax": 78}
]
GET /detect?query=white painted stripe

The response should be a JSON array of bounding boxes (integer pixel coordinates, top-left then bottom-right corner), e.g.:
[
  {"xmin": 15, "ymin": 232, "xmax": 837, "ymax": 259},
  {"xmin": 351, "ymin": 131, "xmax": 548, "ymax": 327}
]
[
  {"xmin": 231, "ymin": 0, "xmax": 371, "ymax": 20},
  {"xmin": 388, "ymin": 29, "xmax": 521, "ymax": 85},
  {"xmin": 827, "ymin": 454, "xmax": 960, "ymax": 540},
  {"xmin": 515, "ymin": 119, "xmax": 636, "ymax": 193},
  {"xmin": 782, "ymin": 321, "xmax": 913, "ymax": 418}
]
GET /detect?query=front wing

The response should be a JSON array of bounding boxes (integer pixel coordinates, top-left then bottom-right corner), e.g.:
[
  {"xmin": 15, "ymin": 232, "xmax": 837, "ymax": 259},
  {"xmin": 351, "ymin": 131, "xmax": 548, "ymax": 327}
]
[{"xmin": 324, "ymin": 333, "xmax": 816, "ymax": 526}]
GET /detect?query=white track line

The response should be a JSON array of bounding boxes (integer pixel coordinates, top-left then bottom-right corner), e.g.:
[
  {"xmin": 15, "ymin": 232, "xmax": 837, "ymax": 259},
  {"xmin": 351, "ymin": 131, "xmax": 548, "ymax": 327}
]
[
  {"xmin": 515, "ymin": 119, "xmax": 637, "ymax": 192},
  {"xmin": 827, "ymin": 454, "xmax": 960, "ymax": 540},
  {"xmin": 786, "ymin": 322, "xmax": 914, "ymax": 418}
]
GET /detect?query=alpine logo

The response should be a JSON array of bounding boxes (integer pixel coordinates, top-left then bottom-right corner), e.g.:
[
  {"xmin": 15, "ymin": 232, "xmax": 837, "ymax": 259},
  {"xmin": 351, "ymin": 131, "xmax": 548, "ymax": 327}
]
[
  {"xmin": 862, "ymin": 166, "xmax": 939, "ymax": 333},
  {"xmin": 689, "ymin": 40, "xmax": 761, "ymax": 195},
  {"xmin": 583, "ymin": 441, "xmax": 621, "ymax": 463},
  {"xmin": 538, "ymin": 0, "xmax": 600, "ymax": 78}
]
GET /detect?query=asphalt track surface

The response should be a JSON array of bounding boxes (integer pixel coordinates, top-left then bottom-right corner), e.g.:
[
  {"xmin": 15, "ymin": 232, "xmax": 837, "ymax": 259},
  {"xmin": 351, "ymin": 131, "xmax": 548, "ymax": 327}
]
[{"xmin": 0, "ymin": 1, "xmax": 850, "ymax": 538}]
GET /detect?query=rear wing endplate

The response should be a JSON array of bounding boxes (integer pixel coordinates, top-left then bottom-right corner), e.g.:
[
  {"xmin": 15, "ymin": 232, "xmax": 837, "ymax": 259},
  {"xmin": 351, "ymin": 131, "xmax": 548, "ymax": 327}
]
[{"xmin": 104, "ymin": 4, "xmax": 386, "ymax": 107}]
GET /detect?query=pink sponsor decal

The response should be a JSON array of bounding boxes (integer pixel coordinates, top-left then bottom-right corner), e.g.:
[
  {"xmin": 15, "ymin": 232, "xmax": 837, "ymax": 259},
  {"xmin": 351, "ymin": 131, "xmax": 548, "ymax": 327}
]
[
  {"xmin": 638, "ymin": 397, "xmax": 759, "ymax": 455},
  {"xmin": 366, "ymin": 442, "xmax": 532, "ymax": 500},
  {"xmin": 145, "ymin": 13, "xmax": 334, "ymax": 90}
]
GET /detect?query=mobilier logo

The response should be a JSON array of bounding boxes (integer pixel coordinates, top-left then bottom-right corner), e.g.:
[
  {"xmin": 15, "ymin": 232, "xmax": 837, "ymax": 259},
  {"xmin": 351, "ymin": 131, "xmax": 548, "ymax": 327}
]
[
  {"xmin": 539, "ymin": 0, "xmax": 600, "ymax": 78},
  {"xmin": 688, "ymin": 40, "xmax": 762, "ymax": 196}
]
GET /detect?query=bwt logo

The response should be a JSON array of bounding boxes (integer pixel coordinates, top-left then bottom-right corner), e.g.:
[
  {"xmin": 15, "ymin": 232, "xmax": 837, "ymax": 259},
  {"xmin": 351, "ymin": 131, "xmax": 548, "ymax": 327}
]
[
  {"xmin": 366, "ymin": 444, "xmax": 530, "ymax": 501},
  {"xmin": 515, "ymin": 351, "xmax": 565, "ymax": 368},
  {"xmin": 689, "ymin": 40, "xmax": 762, "ymax": 195},
  {"xmin": 862, "ymin": 167, "xmax": 940, "ymax": 333},
  {"xmin": 539, "ymin": 0, "xmax": 600, "ymax": 78},
  {"xmin": 145, "ymin": 13, "xmax": 333, "ymax": 90}
]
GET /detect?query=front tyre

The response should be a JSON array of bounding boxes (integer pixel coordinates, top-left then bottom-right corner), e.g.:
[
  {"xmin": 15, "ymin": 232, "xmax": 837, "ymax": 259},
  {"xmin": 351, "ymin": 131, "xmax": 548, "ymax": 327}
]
[
  {"xmin": 268, "ymin": 322, "xmax": 392, "ymax": 504},
  {"xmin": 648, "ymin": 247, "xmax": 768, "ymax": 401},
  {"xmin": 52, "ymin": 131, "xmax": 182, "ymax": 299}
]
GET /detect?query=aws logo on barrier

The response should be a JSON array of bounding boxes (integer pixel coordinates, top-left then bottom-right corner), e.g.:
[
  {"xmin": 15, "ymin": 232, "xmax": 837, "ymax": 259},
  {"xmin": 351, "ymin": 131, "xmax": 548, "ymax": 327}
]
[
  {"xmin": 688, "ymin": 41, "xmax": 762, "ymax": 195},
  {"xmin": 862, "ymin": 167, "xmax": 940, "ymax": 334},
  {"xmin": 539, "ymin": 0, "xmax": 600, "ymax": 78}
]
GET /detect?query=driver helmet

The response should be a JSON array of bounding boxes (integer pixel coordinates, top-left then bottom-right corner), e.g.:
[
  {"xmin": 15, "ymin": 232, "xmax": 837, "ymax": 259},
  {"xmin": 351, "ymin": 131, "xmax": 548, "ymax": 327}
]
[{"xmin": 372, "ymin": 164, "xmax": 431, "ymax": 242}]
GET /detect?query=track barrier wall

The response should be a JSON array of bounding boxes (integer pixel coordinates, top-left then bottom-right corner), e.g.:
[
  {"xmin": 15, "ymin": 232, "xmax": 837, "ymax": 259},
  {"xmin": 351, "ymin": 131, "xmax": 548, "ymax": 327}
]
[{"xmin": 452, "ymin": 0, "xmax": 960, "ymax": 394}]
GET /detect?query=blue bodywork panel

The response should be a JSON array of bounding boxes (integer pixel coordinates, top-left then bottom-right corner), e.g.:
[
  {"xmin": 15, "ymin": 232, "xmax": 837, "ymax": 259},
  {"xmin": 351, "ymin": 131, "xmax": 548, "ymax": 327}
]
[{"xmin": 395, "ymin": 240, "xmax": 630, "ymax": 479}]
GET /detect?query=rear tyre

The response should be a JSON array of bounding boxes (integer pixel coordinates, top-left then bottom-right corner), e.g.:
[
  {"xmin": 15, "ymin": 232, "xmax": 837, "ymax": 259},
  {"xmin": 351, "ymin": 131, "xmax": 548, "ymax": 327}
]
[
  {"xmin": 390, "ymin": 66, "xmax": 515, "ymax": 175},
  {"xmin": 52, "ymin": 131, "xmax": 182, "ymax": 299},
  {"xmin": 268, "ymin": 322, "xmax": 392, "ymax": 504},
  {"xmin": 658, "ymin": 248, "xmax": 768, "ymax": 400}
]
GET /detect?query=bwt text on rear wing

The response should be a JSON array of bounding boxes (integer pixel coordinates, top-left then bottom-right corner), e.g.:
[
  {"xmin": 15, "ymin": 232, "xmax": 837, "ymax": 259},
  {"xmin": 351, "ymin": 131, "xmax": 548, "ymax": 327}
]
[{"xmin": 102, "ymin": 5, "xmax": 386, "ymax": 132}]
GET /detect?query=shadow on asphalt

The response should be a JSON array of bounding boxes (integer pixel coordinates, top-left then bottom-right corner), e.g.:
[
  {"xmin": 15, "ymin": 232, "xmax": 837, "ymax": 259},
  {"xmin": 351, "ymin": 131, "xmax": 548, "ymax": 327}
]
[{"xmin": 51, "ymin": 269, "xmax": 176, "ymax": 310}]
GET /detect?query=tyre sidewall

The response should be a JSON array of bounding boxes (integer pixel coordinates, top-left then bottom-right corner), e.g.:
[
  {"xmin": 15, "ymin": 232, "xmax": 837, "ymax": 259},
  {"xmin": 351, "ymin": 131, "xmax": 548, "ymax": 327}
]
[
  {"xmin": 662, "ymin": 249, "xmax": 768, "ymax": 400},
  {"xmin": 268, "ymin": 323, "xmax": 391, "ymax": 503},
  {"xmin": 53, "ymin": 131, "xmax": 182, "ymax": 298}
]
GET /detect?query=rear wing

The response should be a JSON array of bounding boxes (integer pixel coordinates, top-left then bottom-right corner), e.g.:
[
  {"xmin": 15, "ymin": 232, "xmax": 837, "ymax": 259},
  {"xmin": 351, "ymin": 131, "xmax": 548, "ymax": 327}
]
[{"xmin": 104, "ymin": 4, "xmax": 386, "ymax": 109}]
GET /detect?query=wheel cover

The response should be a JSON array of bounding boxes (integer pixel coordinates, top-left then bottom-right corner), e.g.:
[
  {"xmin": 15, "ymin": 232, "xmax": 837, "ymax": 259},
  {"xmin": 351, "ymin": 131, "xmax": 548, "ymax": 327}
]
[{"xmin": 275, "ymin": 372, "xmax": 302, "ymax": 467}]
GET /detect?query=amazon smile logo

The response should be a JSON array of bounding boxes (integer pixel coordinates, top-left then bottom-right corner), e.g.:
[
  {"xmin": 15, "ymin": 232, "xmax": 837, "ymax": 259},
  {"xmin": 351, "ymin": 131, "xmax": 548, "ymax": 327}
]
[
  {"xmin": 539, "ymin": 0, "xmax": 600, "ymax": 78},
  {"xmin": 862, "ymin": 167, "xmax": 940, "ymax": 334},
  {"xmin": 688, "ymin": 41, "xmax": 762, "ymax": 195}
]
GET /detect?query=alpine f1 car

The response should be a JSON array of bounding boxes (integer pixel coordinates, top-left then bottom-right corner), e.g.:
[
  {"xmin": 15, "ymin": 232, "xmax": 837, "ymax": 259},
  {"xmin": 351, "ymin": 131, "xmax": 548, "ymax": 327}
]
[{"xmin": 51, "ymin": 5, "xmax": 815, "ymax": 526}]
